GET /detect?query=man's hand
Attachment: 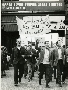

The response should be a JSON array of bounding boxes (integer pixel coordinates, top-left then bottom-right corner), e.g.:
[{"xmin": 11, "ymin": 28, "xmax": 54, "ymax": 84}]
[
  {"xmin": 36, "ymin": 61, "xmax": 39, "ymax": 67},
  {"xmin": 31, "ymin": 52, "xmax": 33, "ymax": 55},
  {"xmin": 36, "ymin": 50, "xmax": 38, "ymax": 52},
  {"xmin": 22, "ymin": 55, "xmax": 25, "ymax": 58},
  {"xmin": 35, "ymin": 57, "xmax": 36, "ymax": 59},
  {"xmin": 51, "ymin": 65, "xmax": 53, "ymax": 68},
  {"xmin": 25, "ymin": 59, "xmax": 27, "ymax": 61},
  {"xmin": 30, "ymin": 55, "xmax": 32, "ymax": 57}
]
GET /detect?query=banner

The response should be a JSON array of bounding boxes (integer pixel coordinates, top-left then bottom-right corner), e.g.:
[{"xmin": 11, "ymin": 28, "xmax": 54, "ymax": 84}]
[{"xmin": 16, "ymin": 15, "xmax": 51, "ymax": 35}]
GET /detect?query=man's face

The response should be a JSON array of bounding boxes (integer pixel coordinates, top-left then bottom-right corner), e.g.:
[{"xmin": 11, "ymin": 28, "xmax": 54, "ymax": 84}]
[
  {"xmin": 28, "ymin": 45, "xmax": 32, "ymax": 50},
  {"xmin": 24, "ymin": 45, "xmax": 27, "ymax": 49},
  {"xmin": 17, "ymin": 39, "xmax": 21, "ymax": 47},
  {"xmin": 58, "ymin": 40, "xmax": 61, "ymax": 47},
  {"xmin": 45, "ymin": 42, "xmax": 49, "ymax": 49}
]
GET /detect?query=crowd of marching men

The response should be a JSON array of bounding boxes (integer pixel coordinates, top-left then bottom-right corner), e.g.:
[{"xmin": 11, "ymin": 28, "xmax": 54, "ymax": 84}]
[
  {"xmin": 1, "ymin": 39, "xmax": 68, "ymax": 88},
  {"xmin": 1, "ymin": 46, "xmax": 11, "ymax": 77}
]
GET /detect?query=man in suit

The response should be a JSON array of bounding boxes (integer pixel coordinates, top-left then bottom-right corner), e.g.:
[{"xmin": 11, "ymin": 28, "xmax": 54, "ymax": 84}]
[
  {"xmin": 23, "ymin": 45, "xmax": 28, "ymax": 79},
  {"xmin": 31, "ymin": 46, "xmax": 37, "ymax": 78},
  {"xmin": 26, "ymin": 44, "xmax": 33, "ymax": 82},
  {"xmin": 20, "ymin": 46, "xmax": 26, "ymax": 79},
  {"xmin": 1, "ymin": 46, "xmax": 8, "ymax": 77},
  {"xmin": 55, "ymin": 40, "xmax": 65, "ymax": 87},
  {"xmin": 62, "ymin": 46, "xmax": 68, "ymax": 83},
  {"xmin": 12, "ymin": 38, "xmax": 25, "ymax": 86},
  {"xmin": 38, "ymin": 41, "xmax": 53, "ymax": 88},
  {"xmin": 50, "ymin": 45, "xmax": 57, "ymax": 79},
  {"xmin": 26, "ymin": 44, "xmax": 37, "ymax": 81}
]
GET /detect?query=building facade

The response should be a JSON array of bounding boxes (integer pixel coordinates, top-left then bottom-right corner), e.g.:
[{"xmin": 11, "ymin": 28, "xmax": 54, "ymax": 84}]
[{"xmin": 1, "ymin": 0, "xmax": 66, "ymax": 53}]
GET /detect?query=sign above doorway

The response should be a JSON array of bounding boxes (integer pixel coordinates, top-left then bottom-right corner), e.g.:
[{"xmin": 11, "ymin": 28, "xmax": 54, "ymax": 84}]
[{"xmin": 1, "ymin": 1, "xmax": 64, "ymax": 12}]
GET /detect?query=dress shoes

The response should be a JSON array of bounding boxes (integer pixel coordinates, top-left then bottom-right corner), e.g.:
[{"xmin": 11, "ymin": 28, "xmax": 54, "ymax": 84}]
[
  {"xmin": 59, "ymin": 84, "xmax": 62, "ymax": 87},
  {"xmin": 39, "ymin": 79, "xmax": 41, "ymax": 85},
  {"xmin": 46, "ymin": 85, "xmax": 50, "ymax": 88},
  {"xmin": 14, "ymin": 84, "xmax": 18, "ymax": 86}
]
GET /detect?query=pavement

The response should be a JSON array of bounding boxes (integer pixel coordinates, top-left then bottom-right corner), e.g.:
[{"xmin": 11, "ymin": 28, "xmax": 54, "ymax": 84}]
[{"xmin": 1, "ymin": 67, "xmax": 68, "ymax": 90}]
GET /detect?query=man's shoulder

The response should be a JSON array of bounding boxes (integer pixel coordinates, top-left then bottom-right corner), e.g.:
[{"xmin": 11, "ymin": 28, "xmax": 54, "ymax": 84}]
[
  {"xmin": 40, "ymin": 50, "xmax": 44, "ymax": 55},
  {"xmin": 13, "ymin": 46, "xmax": 17, "ymax": 49},
  {"xmin": 21, "ymin": 46, "xmax": 25, "ymax": 49},
  {"xmin": 13, "ymin": 47, "xmax": 18, "ymax": 51}
]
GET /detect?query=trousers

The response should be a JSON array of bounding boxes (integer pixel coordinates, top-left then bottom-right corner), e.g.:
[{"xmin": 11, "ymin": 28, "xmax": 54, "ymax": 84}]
[
  {"xmin": 56, "ymin": 59, "xmax": 63, "ymax": 84},
  {"xmin": 14, "ymin": 63, "xmax": 24, "ymax": 84},
  {"xmin": 39, "ymin": 63, "xmax": 51, "ymax": 86}
]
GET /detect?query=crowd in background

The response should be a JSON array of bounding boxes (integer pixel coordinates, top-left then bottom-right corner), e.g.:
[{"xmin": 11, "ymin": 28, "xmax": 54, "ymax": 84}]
[
  {"xmin": 1, "ymin": 39, "xmax": 68, "ymax": 88},
  {"xmin": 1, "ymin": 46, "xmax": 11, "ymax": 77}
]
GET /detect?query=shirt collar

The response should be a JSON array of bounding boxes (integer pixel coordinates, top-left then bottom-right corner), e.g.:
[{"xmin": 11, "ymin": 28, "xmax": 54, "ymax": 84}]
[
  {"xmin": 58, "ymin": 47, "xmax": 61, "ymax": 49},
  {"xmin": 17, "ymin": 47, "xmax": 20, "ymax": 50},
  {"xmin": 45, "ymin": 48, "xmax": 49, "ymax": 52}
]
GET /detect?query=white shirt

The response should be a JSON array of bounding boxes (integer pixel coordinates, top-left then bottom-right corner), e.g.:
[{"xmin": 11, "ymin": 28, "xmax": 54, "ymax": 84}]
[
  {"xmin": 17, "ymin": 47, "xmax": 20, "ymax": 50},
  {"xmin": 58, "ymin": 48, "xmax": 62, "ymax": 59},
  {"xmin": 7, "ymin": 55, "xmax": 10, "ymax": 62},
  {"xmin": 43, "ymin": 48, "xmax": 50, "ymax": 64}
]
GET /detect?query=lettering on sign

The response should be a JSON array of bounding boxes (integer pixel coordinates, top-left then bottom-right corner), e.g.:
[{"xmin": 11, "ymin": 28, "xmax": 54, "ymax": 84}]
[{"xmin": 1, "ymin": 1, "xmax": 64, "ymax": 11}]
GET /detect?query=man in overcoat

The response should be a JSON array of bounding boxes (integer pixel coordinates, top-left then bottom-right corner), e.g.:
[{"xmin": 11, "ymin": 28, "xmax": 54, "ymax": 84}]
[{"xmin": 12, "ymin": 39, "xmax": 25, "ymax": 86}]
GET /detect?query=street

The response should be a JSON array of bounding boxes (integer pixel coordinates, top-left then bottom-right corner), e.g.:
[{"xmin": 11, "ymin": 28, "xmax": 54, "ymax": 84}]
[{"xmin": 1, "ymin": 67, "xmax": 68, "ymax": 90}]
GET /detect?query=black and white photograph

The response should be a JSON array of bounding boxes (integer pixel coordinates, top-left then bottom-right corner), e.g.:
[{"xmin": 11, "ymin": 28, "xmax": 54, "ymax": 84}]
[{"xmin": 1, "ymin": 0, "xmax": 68, "ymax": 90}]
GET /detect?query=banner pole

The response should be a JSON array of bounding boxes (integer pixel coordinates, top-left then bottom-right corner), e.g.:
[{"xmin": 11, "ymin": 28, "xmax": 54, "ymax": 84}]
[{"xmin": 65, "ymin": 25, "xmax": 66, "ymax": 49}]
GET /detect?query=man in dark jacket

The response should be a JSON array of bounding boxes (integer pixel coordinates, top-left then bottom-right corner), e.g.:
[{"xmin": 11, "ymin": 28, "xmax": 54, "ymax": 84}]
[
  {"xmin": 12, "ymin": 39, "xmax": 25, "ymax": 86},
  {"xmin": 1, "ymin": 46, "xmax": 8, "ymax": 77},
  {"xmin": 31, "ymin": 46, "xmax": 37, "ymax": 78},
  {"xmin": 26, "ymin": 44, "xmax": 37, "ymax": 82},
  {"xmin": 62, "ymin": 46, "xmax": 68, "ymax": 83},
  {"xmin": 26, "ymin": 44, "xmax": 33, "ymax": 82},
  {"xmin": 21, "ymin": 45, "xmax": 28, "ymax": 79}
]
